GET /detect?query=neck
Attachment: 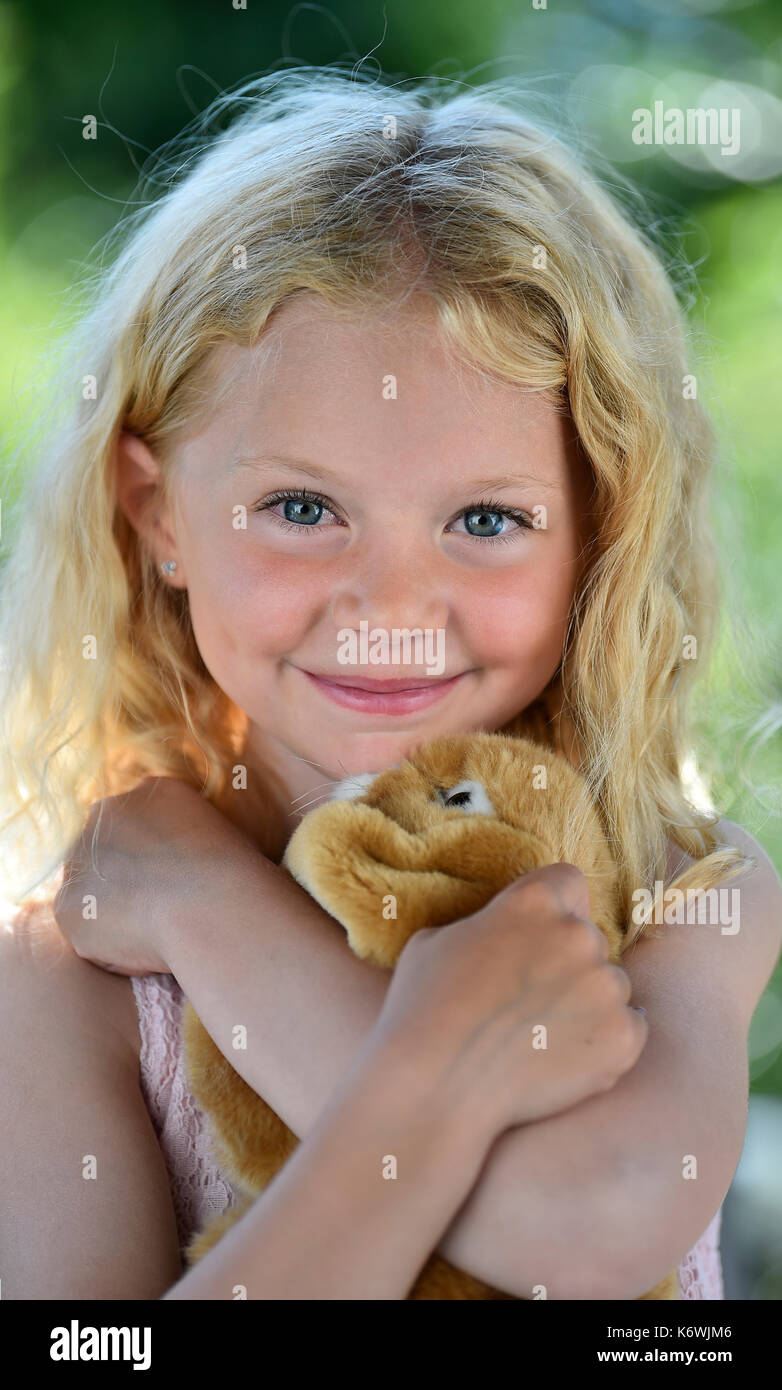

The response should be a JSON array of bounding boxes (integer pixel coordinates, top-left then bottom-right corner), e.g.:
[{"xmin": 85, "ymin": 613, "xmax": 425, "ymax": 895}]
[{"xmin": 212, "ymin": 727, "xmax": 339, "ymax": 864}]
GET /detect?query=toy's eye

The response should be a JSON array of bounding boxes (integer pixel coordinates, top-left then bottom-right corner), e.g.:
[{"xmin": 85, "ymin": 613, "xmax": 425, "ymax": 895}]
[{"xmin": 435, "ymin": 780, "xmax": 494, "ymax": 815}]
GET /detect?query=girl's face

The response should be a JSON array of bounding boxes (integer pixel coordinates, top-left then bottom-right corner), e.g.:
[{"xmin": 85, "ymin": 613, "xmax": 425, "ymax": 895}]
[{"xmin": 122, "ymin": 292, "xmax": 594, "ymax": 809}]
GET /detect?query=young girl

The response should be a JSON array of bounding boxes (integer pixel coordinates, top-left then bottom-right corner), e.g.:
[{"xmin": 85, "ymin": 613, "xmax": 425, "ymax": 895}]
[{"xmin": 1, "ymin": 67, "xmax": 780, "ymax": 1301}]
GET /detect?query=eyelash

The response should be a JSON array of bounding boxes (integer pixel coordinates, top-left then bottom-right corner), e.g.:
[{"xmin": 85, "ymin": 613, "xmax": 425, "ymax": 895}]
[{"xmin": 253, "ymin": 489, "xmax": 535, "ymax": 545}]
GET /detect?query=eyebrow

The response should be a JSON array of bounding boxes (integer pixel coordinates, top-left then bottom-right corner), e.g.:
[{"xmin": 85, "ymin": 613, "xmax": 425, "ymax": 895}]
[{"xmin": 230, "ymin": 453, "xmax": 562, "ymax": 493}]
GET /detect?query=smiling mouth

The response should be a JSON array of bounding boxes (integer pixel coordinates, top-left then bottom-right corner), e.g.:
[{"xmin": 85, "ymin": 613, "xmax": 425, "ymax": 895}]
[
  {"xmin": 300, "ymin": 672, "xmax": 463, "ymax": 692},
  {"xmin": 295, "ymin": 667, "xmax": 471, "ymax": 714}
]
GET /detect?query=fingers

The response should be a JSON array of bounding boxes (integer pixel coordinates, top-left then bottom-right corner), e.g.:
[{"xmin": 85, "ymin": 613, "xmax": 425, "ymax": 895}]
[
  {"xmin": 541, "ymin": 861, "xmax": 593, "ymax": 921},
  {"xmin": 502, "ymin": 861, "xmax": 594, "ymax": 925}
]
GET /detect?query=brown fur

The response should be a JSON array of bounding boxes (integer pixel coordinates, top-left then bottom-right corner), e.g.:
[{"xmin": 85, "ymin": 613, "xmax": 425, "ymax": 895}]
[{"xmin": 182, "ymin": 732, "xmax": 678, "ymax": 1300}]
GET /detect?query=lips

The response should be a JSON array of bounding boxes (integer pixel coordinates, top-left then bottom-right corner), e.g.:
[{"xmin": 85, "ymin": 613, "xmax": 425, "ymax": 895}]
[
  {"xmin": 303, "ymin": 673, "xmax": 457, "ymax": 692},
  {"xmin": 296, "ymin": 667, "xmax": 470, "ymax": 715}
]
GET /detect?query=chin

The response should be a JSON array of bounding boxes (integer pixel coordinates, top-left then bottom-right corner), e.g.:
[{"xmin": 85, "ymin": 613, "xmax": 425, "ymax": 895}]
[{"xmin": 318, "ymin": 727, "xmax": 456, "ymax": 779}]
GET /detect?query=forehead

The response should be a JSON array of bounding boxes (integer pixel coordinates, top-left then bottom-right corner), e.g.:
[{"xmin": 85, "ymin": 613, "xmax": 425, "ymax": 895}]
[
  {"xmin": 209, "ymin": 291, "xmax": 552, "ymax": 416},
  {"xmin": 182, "ymin": 292, "xmax": 591, "ymax": 500}
]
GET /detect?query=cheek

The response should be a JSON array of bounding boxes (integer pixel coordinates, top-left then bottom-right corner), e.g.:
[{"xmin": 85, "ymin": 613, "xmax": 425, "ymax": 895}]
[
  {"xmin": 460, "ymin": 543, "xmax": 578, "ymax": 666},
  {"xmin": 183, "ymin": 535, "xmax": 326, "ymax": 658}
]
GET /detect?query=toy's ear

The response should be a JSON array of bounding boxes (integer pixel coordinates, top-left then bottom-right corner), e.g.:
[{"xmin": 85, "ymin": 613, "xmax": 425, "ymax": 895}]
[{"xmin": 282, "ymin": 799, "xmax": 553, "ymax": 967}]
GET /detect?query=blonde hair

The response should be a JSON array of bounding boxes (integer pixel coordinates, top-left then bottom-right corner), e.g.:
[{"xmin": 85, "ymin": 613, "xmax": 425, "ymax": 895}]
[{"xmin": 0, "ymin": 65, "xmax": 761, "ymax": 933}]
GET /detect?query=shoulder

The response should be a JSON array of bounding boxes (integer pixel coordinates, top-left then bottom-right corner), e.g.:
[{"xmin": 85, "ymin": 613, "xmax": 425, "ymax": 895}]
[
  {"xmin": 0, "ymin": 899, "xmax": 141, "ymax": 1063},
  {"xmin": 665, "ymin": 817, "xmax": 763, "ymax": 878},
  {"xmin": 656, "ymin": 819, "xmax": 782, "ymax": 1021},
  {"xmin": 666, "ymin": 816, "xmax": 782, "ymax": 938},
  {"xmin": 712, "ymin": 815, "xmax": 782, "ymax": 967}
]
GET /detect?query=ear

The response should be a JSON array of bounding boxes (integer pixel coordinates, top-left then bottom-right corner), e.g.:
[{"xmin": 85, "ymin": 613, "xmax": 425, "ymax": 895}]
[{"xmin": 113, "ymin": 430, "xmax": 187, "ymax": 588}]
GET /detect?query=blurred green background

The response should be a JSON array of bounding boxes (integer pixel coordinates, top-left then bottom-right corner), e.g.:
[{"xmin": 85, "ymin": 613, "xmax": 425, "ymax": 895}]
[{"xmin": 1, "ymin": 0, "xmax": 780, "ymax": 1295}]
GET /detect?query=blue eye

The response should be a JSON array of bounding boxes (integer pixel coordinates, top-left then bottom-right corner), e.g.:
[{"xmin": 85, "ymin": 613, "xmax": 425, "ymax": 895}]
[
  {"xmin": 281, "ymin": 497, "xmax": 323, "ymax": 525},
  {"xmin": 450, "ymin": 499, "xmax": 534, "ymax": 545},
  {"xmin": 253, "ymin": 488, "xmax": 535, "ymax": 546},
  {"xmin": 463, "ymin": 509, "xmax": 506, "ymax": 537},
  {"xmin": 254, "ymin": 489, "xmax": 340, "ymax": 533}
]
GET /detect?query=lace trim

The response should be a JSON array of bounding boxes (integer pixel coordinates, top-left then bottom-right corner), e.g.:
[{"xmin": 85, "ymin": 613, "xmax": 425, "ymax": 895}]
[
  {"xmin": 130, "ymin": 973, "xmax": 179, "ymax": 1132},
  {"xmin": 131, "ymin": 974, "xmax": 239, "ymax": 1257},
  {"xmin": 677, "ymin": 1206, "xmax": 724, "ymax": 1299}
]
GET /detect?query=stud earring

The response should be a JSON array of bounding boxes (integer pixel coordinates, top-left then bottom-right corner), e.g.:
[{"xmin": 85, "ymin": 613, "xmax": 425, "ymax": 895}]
[{"xmin": 160, "ymin": 560, "xmax": 178, "ymax": 575}]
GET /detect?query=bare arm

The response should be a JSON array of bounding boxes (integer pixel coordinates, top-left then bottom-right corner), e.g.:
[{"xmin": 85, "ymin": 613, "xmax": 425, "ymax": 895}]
[
  {"xmin": 439, "ymin": 820, "xmax": 782, "ymax": 1297},
  {"xmin": 158, "ymin": 847, "xmax": 617, "ymax": 1297},
  {"xmin": 161, "ymin": 821, "xmax": 782, "ymax": 1300},
  {"xmin": 0, "ymin": 919, "xmax": 182, "ymax": 1299},
  {"xmin": 0, "ymin": 909, "xmax": 495, "ymax": 1300},
  {"xmin": 164, "ymin": 1026, "xmax": 491, "ymax": 1300}
]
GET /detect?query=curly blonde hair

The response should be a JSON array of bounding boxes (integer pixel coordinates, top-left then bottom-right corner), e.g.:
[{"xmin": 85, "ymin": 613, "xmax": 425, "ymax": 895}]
[{"xmin": 0, "ymin": 65, "xmax": 757, "ymax": 933}]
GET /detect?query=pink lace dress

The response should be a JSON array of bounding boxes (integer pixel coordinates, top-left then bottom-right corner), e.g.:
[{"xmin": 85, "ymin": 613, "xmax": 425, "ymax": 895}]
[{"xmin": 131, "ymin": 972, "xmax": 724, "ymax": 1299}]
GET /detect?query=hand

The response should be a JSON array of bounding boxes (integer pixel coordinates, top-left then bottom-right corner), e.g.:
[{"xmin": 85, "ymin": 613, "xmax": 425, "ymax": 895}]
[
  {"xmin": 52, "ymin": 776, "xmax": 258, "ymax": 976},
  {"xmin": 371, "ymin": 862, "xmax": 648, "ymax": 1143}
]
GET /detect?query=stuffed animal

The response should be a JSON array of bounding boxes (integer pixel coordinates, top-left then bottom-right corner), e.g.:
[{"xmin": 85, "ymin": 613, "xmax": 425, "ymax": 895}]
[{"xmin": 181, "ymin": 731, "xmax": 678, "ymax": 1300}]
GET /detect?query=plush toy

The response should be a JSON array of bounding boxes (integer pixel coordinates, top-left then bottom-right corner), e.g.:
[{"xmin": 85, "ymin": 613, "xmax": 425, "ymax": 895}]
[{"xmin": 181, "ymin": 731, "xmax": 678, "ymax": 1300}]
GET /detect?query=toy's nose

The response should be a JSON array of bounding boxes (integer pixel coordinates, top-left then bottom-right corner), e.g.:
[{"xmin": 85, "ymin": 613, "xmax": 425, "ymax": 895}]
[{"xmin": 329, "ymin": 771, "xmax": 379, "ymax": 801}]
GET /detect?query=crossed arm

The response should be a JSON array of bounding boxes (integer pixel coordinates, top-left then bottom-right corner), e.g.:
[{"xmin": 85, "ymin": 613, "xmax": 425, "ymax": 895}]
[{"xmin": 163, "ymin": 817, "xmax": 782, "ymax": 1300}]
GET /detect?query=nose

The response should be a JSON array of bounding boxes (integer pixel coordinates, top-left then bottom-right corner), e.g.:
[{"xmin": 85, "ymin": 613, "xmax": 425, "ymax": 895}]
[{"xmin": 330, "ymin": 542, "xmax": 449, "ymax": 636}]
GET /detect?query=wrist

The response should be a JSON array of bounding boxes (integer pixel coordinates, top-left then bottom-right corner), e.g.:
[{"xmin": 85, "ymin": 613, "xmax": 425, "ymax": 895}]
[
  {"xmin": 307, "ymin": 1033, "xmax": 494, "ymax": 1282},
  {"xmin": 355, "ymin": 1026, "xmax": 499, "ymax": 1180}
]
